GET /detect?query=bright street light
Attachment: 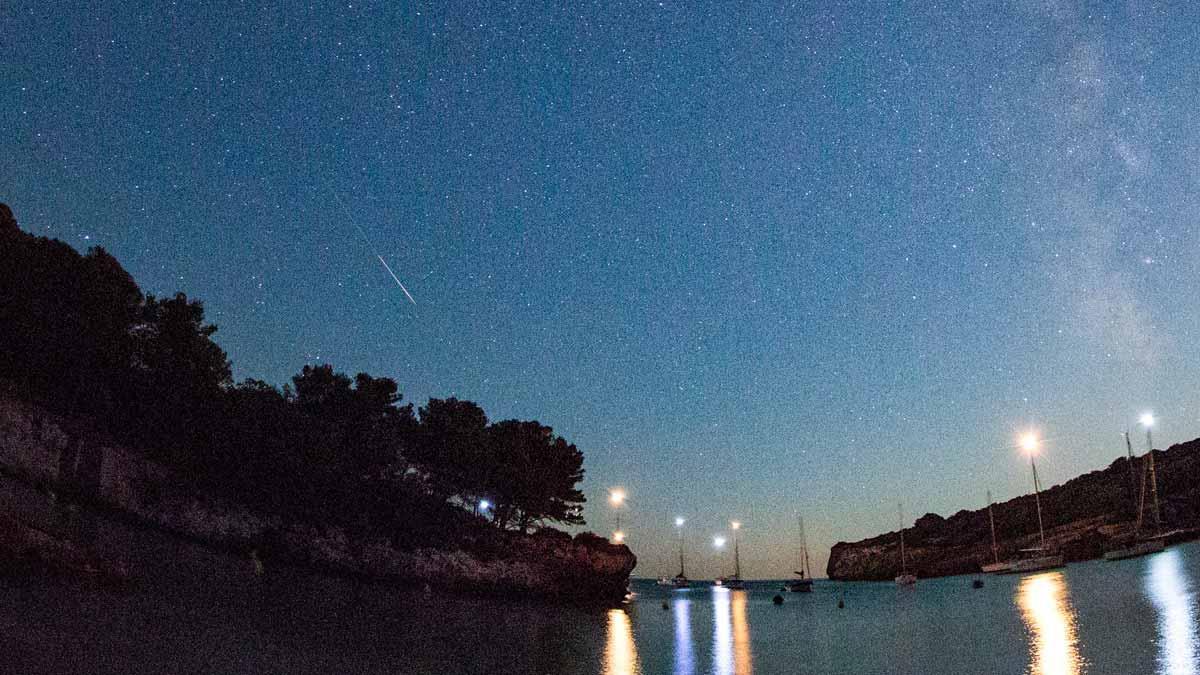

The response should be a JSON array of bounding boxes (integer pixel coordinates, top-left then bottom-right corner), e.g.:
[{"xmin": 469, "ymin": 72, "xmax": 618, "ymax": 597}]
[
  {"xmin": 609, "ymin": 489, "xmax": 626, "ymax": 507},
  {"xmin": 1141, "ymin": 412, "xmax": 1155, "ymax": 428},
  {"xmin": 675, "ymin": 517, "xmax": 685, "ymax": 527},
  {"xmin": 479, "ymin": 499, "xmax": 490, "ymax": 511},
  {"xmin": 713, "ymin": 536, "xmax": 727, "ymax": 548},
  {"xmin": 1020, "ymin": 433, "xmax": 1039, "ymax": 455},
  {"xmin": 613, "ymin": 530, "xmax": 626, "ymax": 543},
  {"xmin": 731, "ymin": 521, "xmax": 741, "ymax": 530}
]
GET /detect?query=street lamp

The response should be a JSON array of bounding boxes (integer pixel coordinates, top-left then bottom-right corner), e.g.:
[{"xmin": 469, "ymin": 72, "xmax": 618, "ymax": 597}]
[
  {"xmin": 1020, "ymin": 431, "xmax": 1047, "ymax": 550},
  {"xmin": 674, "ymin": 517, "xmax": 686, "ymax": 578},
  {"xmin": 608, "ymin": 488, "xmax": 627, "ymax": 543},
  {"xmin": 1141, "ymin": 412, "xmax": 1162, "ymax": 531},
  {"xmin": 713, "ymin": 536, "xmax": 727, "ymax": 549}
]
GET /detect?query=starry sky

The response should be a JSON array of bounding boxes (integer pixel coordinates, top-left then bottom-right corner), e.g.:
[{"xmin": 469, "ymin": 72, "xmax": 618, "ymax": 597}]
[{"xmin": 4, "ymin": 2, "xmax": 1200, "ymax": 579}]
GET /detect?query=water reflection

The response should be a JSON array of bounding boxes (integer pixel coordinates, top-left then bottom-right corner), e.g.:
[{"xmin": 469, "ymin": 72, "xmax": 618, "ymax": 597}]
[
  {"xmin": 1016, "ymin": 572, "xmax": 1084, "ymax": 675},
  {"xmin": 674, "ymin": 598, "xmax": 694, "ymax": 675},
  {"xmin": 1146, "ymin": 549, "xmax": 1198, "ymax": 675},
  {"xmin": 604, "ymin": 608, "xmax": 641, "ymax": 675},
  {"xmin": 713, "ymin": 589, "xmax": 753, "ymax": 675}
]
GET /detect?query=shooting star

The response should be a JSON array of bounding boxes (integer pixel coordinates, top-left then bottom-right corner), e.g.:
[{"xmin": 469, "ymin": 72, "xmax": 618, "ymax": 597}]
[
  {"xmin": 328, "ymin": 186, "xmax": 417, "ymax": 305},
  {"xmin": 374, "ymin": 253, "xmax": 417, "ymax": 305}
]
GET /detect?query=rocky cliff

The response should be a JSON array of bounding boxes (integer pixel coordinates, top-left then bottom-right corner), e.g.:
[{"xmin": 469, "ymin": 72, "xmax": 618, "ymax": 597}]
[
  {"xmin": 827, "ymin": 439, "xmax": 1200, "ymax": 580},
  {"xmin": 0, "ymin": 391, "xmax": 635, "ymax": 604}
]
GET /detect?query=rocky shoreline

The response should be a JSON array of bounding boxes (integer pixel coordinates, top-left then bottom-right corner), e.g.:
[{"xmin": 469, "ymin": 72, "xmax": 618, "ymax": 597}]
[
  {"xmin": 827, "ymin": 438, "xmax": 1200, "ymax": 580},
  {"xmin": 0, "ymin": 393, "xmax": 635, "ymax": 604}
]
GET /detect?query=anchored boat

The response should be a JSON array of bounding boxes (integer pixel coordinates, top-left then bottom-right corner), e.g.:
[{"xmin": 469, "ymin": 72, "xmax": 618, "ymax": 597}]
[{"xmin": 783, "ymin": 515, "xmax": 814, "ymax": 593}]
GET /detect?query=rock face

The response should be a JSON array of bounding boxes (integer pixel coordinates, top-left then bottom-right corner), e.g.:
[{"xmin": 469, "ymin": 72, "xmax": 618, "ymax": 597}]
[
  {"xmin": 827, "ymin": 440, "xmax": 1200, "ymax": 580},
  {"xmin": 0, "ymin": 391, "xmax": 635, "ymax": 604}
]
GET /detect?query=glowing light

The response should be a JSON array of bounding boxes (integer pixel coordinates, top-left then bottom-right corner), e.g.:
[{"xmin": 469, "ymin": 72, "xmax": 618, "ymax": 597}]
[
  {"xmin": 675, "ymin": 517, "xmax": 686, "ymax": 527},
  {"xmin": 731, "ymin": 521, "xmax": 741, "ymax": 531},
  {"xmin": 674, "ymin": 599, "xmax": 694, "ymax": 675},
  {"xmin": 603, "ymin": 608, "xmax": 641, "ymax": 675},
  {"xmin": 713, "ymin": 536, "xmax": 727, "ymax": 548},
  {"xmin": 613, "ymin": 530, "xmax": 626, "ymax": 543},
  {"xmin": 1016, "ymin": 572, "xmax": 1083, "ymax": 675},
  {"xmin": 1142, "ymin": 412, "xmax": 1156, "ymax": 428},
  {"xmin": 1021, "ymin": 433, "xmax": 1040, "ymax": 455},
  {"xmin": 479, "ymin": 500, "xmax": 490, "ymax": 510},
  {"xmin": 731, "ymin": 590, "xmax": 753, "ymax": 675},
  {"xmin": 610, "ymin": 489, "xmax": 627, "ymax": 507},
  {"xmin": 712, "ymin": 584, "xmax": 752, "ymax": 675},
  {"xmin": 1146, "ymin": 549, "xmax": 1197, "ymax": 675}
]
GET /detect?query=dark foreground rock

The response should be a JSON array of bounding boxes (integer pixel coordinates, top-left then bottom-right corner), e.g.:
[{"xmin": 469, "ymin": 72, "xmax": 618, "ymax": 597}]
[
  {"xmin": 0, "ymin": 393, "xmax": 635, "ymax": 604},
  {"xmin": 828, "ymin": 439, "xmax": 1200, "ymax": 580}
]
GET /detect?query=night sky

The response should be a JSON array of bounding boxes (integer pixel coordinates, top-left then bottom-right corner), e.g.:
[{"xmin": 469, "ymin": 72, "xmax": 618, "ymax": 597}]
[{"xmin": 5, "ymin": 2, "xmax": 1200, "ymax": 579}]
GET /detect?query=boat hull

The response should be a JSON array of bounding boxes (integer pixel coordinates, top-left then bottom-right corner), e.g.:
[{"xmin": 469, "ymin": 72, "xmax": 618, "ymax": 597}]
[
  {"xmin": 981, "ymin": 561, "xmax": 1012, "ymax": 574},
  {"xmin": 1104, "ymin": 539, "xmax": 1165, "ymax": 561},
  {"xmin": 784, "ymin": 579, "xmax": 813, "ymax": 593},
  {"xmin": 1004, "ymin": 555, "xmax": 1064, "ymax": 574}
]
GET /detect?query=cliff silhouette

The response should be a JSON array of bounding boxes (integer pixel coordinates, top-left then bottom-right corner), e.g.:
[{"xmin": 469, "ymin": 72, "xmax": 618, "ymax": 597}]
[{"xmin": 827, "ymin": 440, "xmax": 1200, "ymax": 580}]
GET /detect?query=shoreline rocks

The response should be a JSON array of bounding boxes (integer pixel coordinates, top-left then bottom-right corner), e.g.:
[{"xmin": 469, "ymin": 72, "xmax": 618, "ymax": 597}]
[{"xmin": 0, "ymin": 392, "xmax": 635, "ymax": 605}]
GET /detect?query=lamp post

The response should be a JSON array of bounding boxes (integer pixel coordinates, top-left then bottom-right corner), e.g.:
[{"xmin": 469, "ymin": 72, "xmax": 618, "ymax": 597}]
[
  {"xmin": 1141, "ymin": 413, "xmax": 1162, "ymax": 532},
  {"xmin": 1021, "ymin": 433, "xmax": 1046, "ymax": 550},
  {"xmin": 675, "ymin": 517, "xmax": 686, "ymax": 578},
  {"xmin": 609, "ymin": 488, "xmax": 627, "ymax": 544},
  {"xmin": 731, "ymin": 521, "xmax": 742, "ymax": 579}
]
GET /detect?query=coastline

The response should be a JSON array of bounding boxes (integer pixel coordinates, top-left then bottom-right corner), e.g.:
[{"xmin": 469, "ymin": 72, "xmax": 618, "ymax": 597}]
[{"xmin": 0, "ymin": 392, "xmax": 635, "ymax": 605}]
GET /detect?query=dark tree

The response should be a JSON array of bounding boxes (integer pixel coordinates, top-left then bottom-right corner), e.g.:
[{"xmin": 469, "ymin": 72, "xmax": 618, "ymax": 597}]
[
  {"xmin": 413, "ymin": 398, "xmax": 490, "ymax": 502},
  {"xmin": 487, "ymin": 420, "xmax": 586, "ymax": 531}
]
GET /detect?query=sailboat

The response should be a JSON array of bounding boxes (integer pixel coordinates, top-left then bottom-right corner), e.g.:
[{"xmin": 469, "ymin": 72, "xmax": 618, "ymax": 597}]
[
  {"xmin": 1004, "ymin": 434, "xmax": 1063, "ymax": 573},
  {"xmin": 981, "ymin": 490, "xmax": 1012, "ymax": 574},
  {"xmin": 895, "ymin": 504, "xmax": 917, "ymax": 586},
  {"xmin": 784, "ymin": 516, "xmax": 814, "ymax": 592},
  {"xmin": 657, "ymin": 520, "xmax": 691, "ymax": 588},
  {"xmin": 1105, "ymin": 425, "xmax": 1168, "ymax": 561},
  {"xmin": 716, "ymin": 521, "xmax": 746, "ymax": 590}
]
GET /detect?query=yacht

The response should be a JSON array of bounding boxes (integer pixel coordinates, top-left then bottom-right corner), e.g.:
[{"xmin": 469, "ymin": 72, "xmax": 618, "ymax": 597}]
[
  {"xmin": 981, "ymin": 490, "xmax": 1012, "ymax": 574},
  {"xmin": 1105, "ymin": 426, "xmax": 1170, "ymax": 562},
  {"xmin": 784, "ymin": 515, "xmax": 814, "ymax": 592}
]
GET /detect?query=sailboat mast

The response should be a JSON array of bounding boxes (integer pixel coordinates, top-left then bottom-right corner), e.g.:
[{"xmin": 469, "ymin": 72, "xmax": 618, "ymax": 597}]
[
  {"xmin": 1031, "ymin": 455, "xmax": 1046, "ymax": 550},
  {"xmin": 987, "ymin": 490, "xmax": 999, "ymax": 565},
  {"xmin": 1147, "ymin": 429, "xmax": 1162, "ymax": 534},
  {"xmin": 733, "ymin": 533, "xmax": 741, "ymax": 579},
  {"xmin": 898, "ymin": 503, "xmax": 907, "ymax": 574},
  {"xmin": 678, "ymin": 526, "xmax": 685, "ymax": 577},
  {"xmin": 799, "ymin": 516, "xmax": 811, "ymax": 579}
]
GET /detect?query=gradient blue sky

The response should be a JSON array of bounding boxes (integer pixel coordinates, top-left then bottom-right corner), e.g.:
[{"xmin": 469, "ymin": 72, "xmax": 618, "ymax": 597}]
[{"xmin": 4, "ymin": 2, "xmax": 1200, "ymax": 578}]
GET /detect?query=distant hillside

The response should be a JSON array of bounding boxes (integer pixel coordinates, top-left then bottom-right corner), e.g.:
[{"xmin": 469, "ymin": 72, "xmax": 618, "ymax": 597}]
[{"xmin": 827, "ymin": 439, "xmax": 1200, "ymax": 580}]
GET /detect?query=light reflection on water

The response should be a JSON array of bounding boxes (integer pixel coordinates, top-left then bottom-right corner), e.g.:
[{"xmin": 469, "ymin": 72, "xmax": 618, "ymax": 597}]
[
  {"xmin": 1017, "ymin": 572, "xmax": 1085, "ymax": 675},
  {"xmin": 674, "ymin": 598, "xmax": 694, "ymax": 675},
  {"xmin": 712, "ymin": 588, "xmax": 753, "ymax": 675},
  {"xmin": 1146, "ymin": 549, "xmax": 1198, "ymax": 675},
  {"xmin": 604, "ymin": 608, "xmax": 641, "ymax": 675}
]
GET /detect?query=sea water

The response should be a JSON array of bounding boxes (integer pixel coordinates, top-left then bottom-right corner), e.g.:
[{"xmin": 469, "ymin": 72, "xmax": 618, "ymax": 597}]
[{"xmin": 3, "ymin": 472, "xmax": 1198, "ymax": 674}]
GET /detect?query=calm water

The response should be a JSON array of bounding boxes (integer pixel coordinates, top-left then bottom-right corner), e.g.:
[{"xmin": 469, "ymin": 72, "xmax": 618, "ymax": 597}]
[{"xmin": 3, "ymin": 473, "xmax": 1199, "ymax": 674}]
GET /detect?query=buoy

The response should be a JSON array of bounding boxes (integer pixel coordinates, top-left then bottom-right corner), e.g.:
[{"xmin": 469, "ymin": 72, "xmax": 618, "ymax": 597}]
[
  {"xmin": 837, "ymin": 595, "xmax": 845, "ymax": 609},
  {"xmin": 772, "ymin": 594, "xmax": 784, "ymax": 605},
  {"xmin": 972, "ymin": 579, "xmax": 984, "ymax": 589}
]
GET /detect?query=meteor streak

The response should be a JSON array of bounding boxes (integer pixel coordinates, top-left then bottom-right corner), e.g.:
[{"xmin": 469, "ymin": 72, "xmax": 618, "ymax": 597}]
[
  {"xmin": 328, "ymin": 186, "xmax": 417, "ymax": 305},
  {"xmin": 374, "ymin": 253, "xmax": 416, "ymax": 305}
]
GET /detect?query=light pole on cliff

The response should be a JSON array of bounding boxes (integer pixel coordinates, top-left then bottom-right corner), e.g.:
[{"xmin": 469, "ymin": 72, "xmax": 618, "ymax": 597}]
[
  {"xmin": 1020, "ymin": 432, "xmax": 1047, "ymax": 550},
  {"xmin": 1141, "ymin": 412, "xmax": 1162, "ymax": 532},
  {"xmin": 609, "ymin": 488, "xmax": 627, "ymax": 544}
]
